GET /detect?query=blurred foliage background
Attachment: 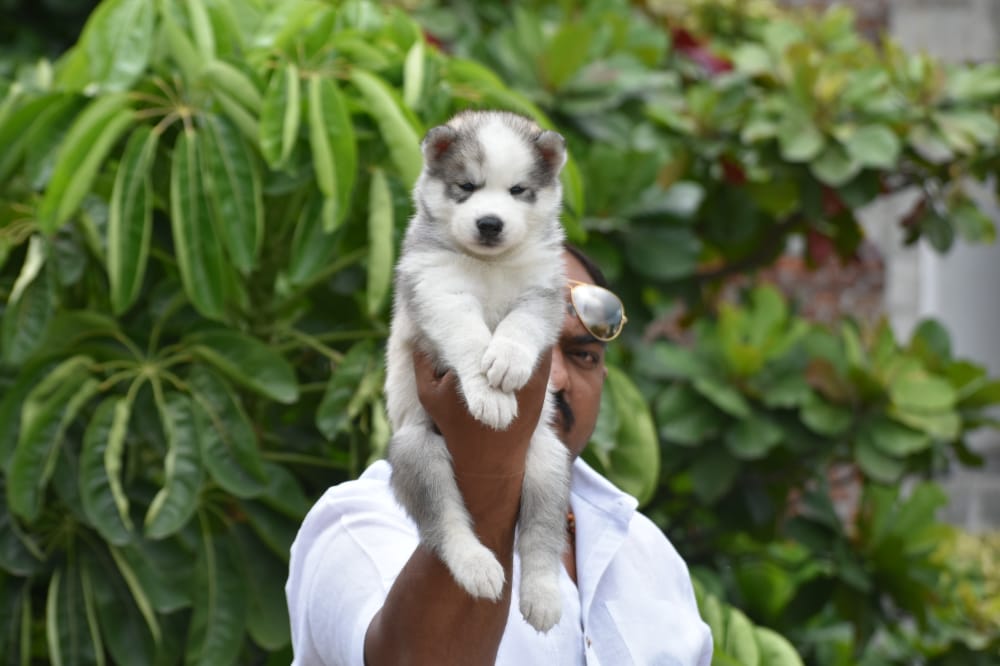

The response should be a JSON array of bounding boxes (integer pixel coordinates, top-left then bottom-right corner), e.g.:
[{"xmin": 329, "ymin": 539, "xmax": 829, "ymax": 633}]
[{"xmin": 1, "ymin": 0, "xmax": 999, "ymax": 664}]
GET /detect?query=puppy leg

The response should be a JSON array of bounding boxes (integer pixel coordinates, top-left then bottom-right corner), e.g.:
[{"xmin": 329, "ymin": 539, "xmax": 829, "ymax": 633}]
[
  {"xmin": 517, "ymin": 421, "xmax": 572, "ymax": 632},
  {"xmin": 388, "ymin": 424, "xmax": 506, "ymax": 600},
  {"xmin": 483, "ymin": 289, "xmax": 562, "ymax": 393}
]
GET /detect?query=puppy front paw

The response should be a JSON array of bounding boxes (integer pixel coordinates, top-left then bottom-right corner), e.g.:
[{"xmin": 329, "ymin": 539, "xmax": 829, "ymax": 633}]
[
  {"xmin": 519, "ymin": 573, "xmax": 562, "ymax": 632},
  {"xmin": 482, "ymin": 336, "xmax": 536, "ymax": 392},
  {"xmin": 463, "ymin": 378, "xmax": 518, "ymax": 429},
  {"xmin": 444, "ymin": 540, "xmax": 506, "ymax": 601}
]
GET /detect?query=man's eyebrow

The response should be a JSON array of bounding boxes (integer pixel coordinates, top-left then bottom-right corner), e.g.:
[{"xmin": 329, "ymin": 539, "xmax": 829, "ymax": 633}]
[{"xmin": 566, "ymin": 333, "xmax": 605, "ymax": 347}]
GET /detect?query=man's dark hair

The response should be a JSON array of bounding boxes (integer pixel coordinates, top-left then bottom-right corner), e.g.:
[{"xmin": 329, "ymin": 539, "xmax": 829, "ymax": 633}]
[{"xmin": 563, "ymin": 243, "xmax": 609, "ymax": 289}]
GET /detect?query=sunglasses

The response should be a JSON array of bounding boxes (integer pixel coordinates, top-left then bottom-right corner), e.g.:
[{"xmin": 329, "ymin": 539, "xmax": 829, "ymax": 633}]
[{"xmin": 567, "ymin": 279, "xmax": 628, "ymax": 342}]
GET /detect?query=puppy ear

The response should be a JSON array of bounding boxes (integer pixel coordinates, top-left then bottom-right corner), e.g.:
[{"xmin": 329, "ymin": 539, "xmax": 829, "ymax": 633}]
[
  {"xmin": 535, "ymin": 130, "xmax": 567, "ymax": 174},
  {"xmin": 422, "ymin": 125, "xmax": 458, "ymax": 164}
]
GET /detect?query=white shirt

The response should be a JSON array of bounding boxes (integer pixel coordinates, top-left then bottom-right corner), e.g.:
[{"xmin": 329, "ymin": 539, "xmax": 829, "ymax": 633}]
[{"xmin": 286, "ymin": 458, "xmax": 713, "ymax": 666}]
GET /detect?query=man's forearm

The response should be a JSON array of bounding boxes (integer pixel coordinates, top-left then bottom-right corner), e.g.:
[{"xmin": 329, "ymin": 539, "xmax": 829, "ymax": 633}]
[{"xmin": 364, "ymin": 474, "xmax": 523, "ymax": 665}]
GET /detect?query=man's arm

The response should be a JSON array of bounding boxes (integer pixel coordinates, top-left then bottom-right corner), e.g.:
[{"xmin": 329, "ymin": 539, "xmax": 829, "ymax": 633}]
[{"xmin": 364, "ymin": 349, "xmax": 552, "ymax": 666}]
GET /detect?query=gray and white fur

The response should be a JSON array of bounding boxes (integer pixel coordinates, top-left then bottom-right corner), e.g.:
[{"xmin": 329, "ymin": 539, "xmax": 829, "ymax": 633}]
[{"xmin": 384, "ymin": 110, "xmax": 571, "ymax": 632}]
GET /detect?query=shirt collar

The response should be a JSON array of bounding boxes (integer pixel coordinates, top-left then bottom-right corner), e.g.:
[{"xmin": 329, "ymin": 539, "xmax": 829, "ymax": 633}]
[{"xmin": 570, "ymin": 456, "xmax": 638, "ymax": 529}]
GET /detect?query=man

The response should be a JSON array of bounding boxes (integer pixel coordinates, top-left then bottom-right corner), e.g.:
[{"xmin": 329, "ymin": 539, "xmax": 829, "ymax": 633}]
[{"xmin": 286, "ymin": 246, "xmax": 713, "ymax": 665}]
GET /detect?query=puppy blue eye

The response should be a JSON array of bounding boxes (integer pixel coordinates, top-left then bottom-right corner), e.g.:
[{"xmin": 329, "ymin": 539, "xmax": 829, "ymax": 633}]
[
  {"xmin": 509, "ymin": 185, "xmax": 525, "ymax": 195},
  {"xmin": 459, "ymin": 182, "xmax": 476, "ymax": 192}
]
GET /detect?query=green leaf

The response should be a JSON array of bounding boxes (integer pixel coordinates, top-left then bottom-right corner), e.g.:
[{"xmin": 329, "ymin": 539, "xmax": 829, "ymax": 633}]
[
  {"xmin": 188, "ymin": 365, "xmax": 267, "ymax": 498},
  {"xmin": 350, "ymin": 68, "xmax": 423, "ymax": 188},
  {"xmin": 810, "ymin": 142, "xmax": 861, "ymax": 187},
  {"xmin": 800, "ymin": 393, "xmax": 852, "ymax": 437},
  {"xmin": 201, "ymin": 60, "xmax": 263, "ymax": 115},
  {"xmin": 80, "ymin": 397, "xmax": 134, "ymax": 546},
  {"xmin": 855, "ymin": 435, "xmax": 905, "ymax": 483},
  {"xmin": 160, "ymin": 1, "xmax": 202, "ymax": 82},
  {"xmin": 367, "ymin": 168, "xmax": 394, "ymax": 317},
  {"xmin": 541, "ymin": 21, "xmax": 594, "ymax": 90},
  {"xmin": 723, "ymin": 606, "xmax": 761, "ymax": 666},
  {"xmin": 889, "ymin": 366, "xmax": 956, "ymax": 411},
  {"xmin": 599, "ymin": 366, "xmax": 659, "ymax": 505},
  {"xmin": 689, "ymin": 449, "xmax": 739, "ymax": 504},
  {"xmin": 0, "ymin": 93, "xmax": 61, "ymax": 184},
  {"xmin": 186, "ymin": 526, "xmax": 247, "ymax": 666},
  {"xmin": 77, "ymin": 0, "xmax": 154, "ymax": 91},
  {"xmin": 0, "ymin": 499, "xmax": 43, "ymax": 577},
  {"xmin": 624, "ymin": 226, "xmax": 701, "ymax": 281},
  {"xmin": 655, "ymin": 384, "xmax": 721, "ymax": 446},
  {"xmin": 307, "ymin": 75, "xmax": 357, "ymax": 231},
  {"xmin": 108, "ymin": 125, "xmax": 158, "ymax": 314},
  {"xmin": 1, "ymin": 243, "xmax": 55, "ymax": 365},
  {"xmin": 107, "ymin": 545, "xmax": 162, "ymax": 646},
  {"xmin": 259, "ymin": 62, "xmax": 301, "ymax": 169},
  {"xmin": 842, "ymin": 124, "xmax": 901, "ymax": 169},
  {"xmin": 317, "ymin": 341, "xmax": 378, "ymax": 439},
  {"xmin": 37, "ymin": 94, "xmax": 135, "ymax": 233},
  {"xmin": 287, "ymin": 194, "xmax": 341, "ymax": 286},
  {"xmin": 756, "ymin": 627, "xmax": 804, "ymax": 666},
  {"xmin": 185, "ymin": 0, "xmax": 216, "ymax": 59},
  {"xmin": 201, "ymin": 114, "xmax": 263, "ymax": 275},
  {"xmin": 87, "ymin": 548, "xmax": 156, "ymax": 666},
  {"xmin": 169, "ymin": 128, "xmax": 227, "ymax": 320},
  {"xmin": 635, "ymin": 342, "xmax": 712, "ymax": 381},
  {"xmin": 860, "ymin": 416, "xmax": 930, "ymax": 457},
  {"xmin": 145, "ymin": 391, "xmax": 203, "ymax": 539},
  {"xmin": 724, "ymin": 413, "xmax": 783, "ymax": 460},
  {"xmin": 402, "ymin": 37, "xmax": 425, "ymax": 109},
  {"xmin": 117, "ymin": 538, "xmax": 193, "ymax": 614},
  {"xmin": 188, "ymin": 329, "xmax": 299, "ymax": 404},
  {"xmin": 7, "ymin": 356, "xmax": 98, "ymax": 522},
  {"xmin": 951, "ymin": 200, "xmax": 996, "ymax": 244},
  {"xmin": 692, "ymin": 377, "xmax": 751, "ymax": 419},
  {"xmin": 233, "ymin": 526, "xmax": 290, "ymax": 650},
  {"xmin": 46, "ymin": 563, "xmax": 102, "ymax": 666},
  {"xmin": 779, "ymin": 110, "xmax": 824, "ymax": 163}
]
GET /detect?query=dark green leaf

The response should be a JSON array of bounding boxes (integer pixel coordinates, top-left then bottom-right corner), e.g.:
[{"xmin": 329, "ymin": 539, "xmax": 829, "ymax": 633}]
[
  {"xmin": 259, "ymin": 62, "xmax": 301, "ymax": 169},
  {"xmin": 188, "ymin": 365, "xmax": 267, "ymax": 498},
  {"xmin": 234, "ymin": 526, "xmax": 290, "ymax": 650},
  {"xmin": 624, "ymin": 226, "xmax": 701, "ymax": 281},
  {"xmin": 307, "ymin": 75, "xmax": 357, "ymax": 231},
  {"xmin": 170, "ymin": 129, "xmax": 228, "ymax": 320},
  {"xmin": 855, "ymin": 436, "xmax": 905, "ymax": 483},
  {"xmin": 201, "ymin": 114, "xmax": 263, "ymax": 275},
  {"xmin": 145, "ymin": 392, "xmax": 203, "ymax": 539},
  {"xmin": 724, "ymin": 413, "xmax": 783, "ymax": 460},
  {"xmin": 317, "ymin": 341, "xmax": 378, "ymax": 439},
  {"xmin": 45, "ymin": 561, "xmax": 102, "ymax": 666},
  {"xmin": 860, "ymin": 416, "xmax": 930, "ymax": 458},
  {"xmin": 655, "ymin": 384, "xmax": 721, "ymax": 446},
  {"xmin": 599, "ymin": 366, "xmax": 659, "ymax": 505},
  {"xmin": 108, "ymin": 125, "xmax": 158, "ymax": 315},
  {"xmin": 800, "ymin": 393, "xmax": 852, "ymax": 437},
  {"xmin": 689, "ymin": 449, "xmax": 739, "ymax": 504},
  {"xmin": 287, "ymin": 194, "xmax": 341, "ymax": 286},
  {"xmin": 188, "ymin": 329, "xmax": 299, "ymax": 404},
  {"xmin": 80, "ymin": 397, "xmax": 134, "ymax": 546},
  {"xmin": 692, "ymin": 376, "xmax": 751, "ymax": 419},
  {"xmin": 186, "ymin": 527, "xmax": 247, "ymax": 666},
  {"xmin": 87, "ymin": 547, "xmax": 156, "ymax": 665},
  {"xmin": 7, "ymin": 355, "xmax": 98, "ymax": 522},
  {"xmin": 77, "ymin": 0, "xmax": 154, "ymax": 91}
]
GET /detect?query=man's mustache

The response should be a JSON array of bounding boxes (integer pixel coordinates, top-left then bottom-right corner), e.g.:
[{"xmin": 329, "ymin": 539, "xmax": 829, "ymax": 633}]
[{"xmin": 552, "ymin": 390, "xmax": 574, "ymax": 433}]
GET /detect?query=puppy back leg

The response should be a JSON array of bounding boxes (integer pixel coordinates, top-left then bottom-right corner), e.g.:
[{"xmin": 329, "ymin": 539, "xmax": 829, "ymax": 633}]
[
  {"xmin": 516, "ymin": 422, "xmax": 571, "ymax": 632},
  {"xmin": 389, "ymin": 424, "xmax": 506, "ymax": 600}
]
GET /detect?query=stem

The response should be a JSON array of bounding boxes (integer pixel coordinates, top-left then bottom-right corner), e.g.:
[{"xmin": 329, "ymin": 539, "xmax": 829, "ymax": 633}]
[
  {"xmin": 261, "ymin": 451, "xmax": 348, "ymax": 469},
  {"xmin": 282, "ymin": 328, "xmax": 344, "ymax": 363}
]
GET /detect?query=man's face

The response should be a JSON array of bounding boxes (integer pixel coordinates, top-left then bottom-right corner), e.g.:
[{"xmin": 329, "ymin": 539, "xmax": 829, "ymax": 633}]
[{"xmin": 551, "ymin": 251, "xmax": 608, "ymax": 457}]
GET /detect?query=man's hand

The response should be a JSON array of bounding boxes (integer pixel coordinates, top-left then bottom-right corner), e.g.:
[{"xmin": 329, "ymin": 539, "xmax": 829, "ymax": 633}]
[{"xmin": 413, "ymin": 347, "xmax": 553, "ymax": 479}]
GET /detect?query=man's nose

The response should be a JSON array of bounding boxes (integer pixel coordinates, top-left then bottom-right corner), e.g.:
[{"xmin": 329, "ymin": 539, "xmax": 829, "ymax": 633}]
[{"xmin": 550, "ymin": 346, "xmax": 569, "ymax": 392}]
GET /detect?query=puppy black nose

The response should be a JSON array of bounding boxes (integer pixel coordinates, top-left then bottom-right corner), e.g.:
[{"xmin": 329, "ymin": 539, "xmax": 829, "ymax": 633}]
[{"xmin": 476, "ymin": 215, "xmax": 503, "ymax": 238}]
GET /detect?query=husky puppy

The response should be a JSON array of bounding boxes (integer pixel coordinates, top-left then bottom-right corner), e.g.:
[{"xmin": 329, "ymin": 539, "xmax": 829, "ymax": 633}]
[{"xmin": 384, "ymin": 110, "xmax": 571, "ymax": 632}]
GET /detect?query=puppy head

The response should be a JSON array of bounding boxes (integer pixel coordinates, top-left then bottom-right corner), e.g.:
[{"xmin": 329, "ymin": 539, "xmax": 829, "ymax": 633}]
[{"xmin": 415, "ymin": 111, "xmax": 566, "ymax": 257}]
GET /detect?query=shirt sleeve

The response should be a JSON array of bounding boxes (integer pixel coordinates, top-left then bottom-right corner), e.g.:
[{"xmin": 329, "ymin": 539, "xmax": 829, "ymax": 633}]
[{"xmin": 286, "ymin": 479, "xmax": 418, "ymax": 666}]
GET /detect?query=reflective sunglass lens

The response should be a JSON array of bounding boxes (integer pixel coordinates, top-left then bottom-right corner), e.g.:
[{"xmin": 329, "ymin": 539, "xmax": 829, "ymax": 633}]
[{"xmin": 572, "ymin": 285, "xmax": 624, "ymax": 340}]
